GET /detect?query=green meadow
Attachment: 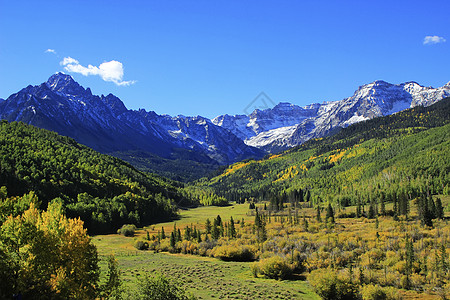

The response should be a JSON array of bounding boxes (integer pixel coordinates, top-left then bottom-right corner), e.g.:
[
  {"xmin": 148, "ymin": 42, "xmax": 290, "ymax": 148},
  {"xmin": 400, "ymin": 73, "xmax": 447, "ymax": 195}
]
[{"xmin": 93, "ymin": 203, "xmax": 320, "ymax": 299}]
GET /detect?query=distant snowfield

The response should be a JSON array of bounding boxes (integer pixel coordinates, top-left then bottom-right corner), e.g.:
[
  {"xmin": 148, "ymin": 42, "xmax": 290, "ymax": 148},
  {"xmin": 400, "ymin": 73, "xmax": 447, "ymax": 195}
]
[
  {"xmin": 245, "ymin": 124, "xmax": 298, "ymax": 148},
  {"xmin": 214, "ymin": 80, "xmax": 450, "ymax": 152}
]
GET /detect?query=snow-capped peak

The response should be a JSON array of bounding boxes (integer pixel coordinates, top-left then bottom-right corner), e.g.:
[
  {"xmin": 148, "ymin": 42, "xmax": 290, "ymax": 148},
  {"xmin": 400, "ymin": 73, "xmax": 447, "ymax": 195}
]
[
  {"xmin": 46, "ymin": 72, "xmax": 88, "ymax": 96},
  {"xmin": 214, "ymin": 80, "xmax": 450, "ymax": 152}
]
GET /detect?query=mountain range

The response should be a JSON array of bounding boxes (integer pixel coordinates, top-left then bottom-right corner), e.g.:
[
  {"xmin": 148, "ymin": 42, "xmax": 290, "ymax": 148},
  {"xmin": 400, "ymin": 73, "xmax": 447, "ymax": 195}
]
[
  {"xmin": 1, "ymin": 73, "xmax": 449, "ymax": 180},
  {"xmin": 202, "ymin": 97, "xmax": 450, "ymax": 204},
  {"xmin": 213, "ymin": 80, "xmax": 450, "ymax": 152},
  {"xmin": 0, "ymin": 73, "xmax": 263, "ymax": 180}
]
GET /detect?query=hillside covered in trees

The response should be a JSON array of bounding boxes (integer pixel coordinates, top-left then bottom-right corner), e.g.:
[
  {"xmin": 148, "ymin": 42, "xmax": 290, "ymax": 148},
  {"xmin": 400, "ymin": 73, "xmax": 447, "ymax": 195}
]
[
  {"xmin": 197, "ymin": 97, "xmax": 450, "ymax": 208},
  {"xmin": 0, "ymin": 121, "xmax": 203, "ymax": 233}
]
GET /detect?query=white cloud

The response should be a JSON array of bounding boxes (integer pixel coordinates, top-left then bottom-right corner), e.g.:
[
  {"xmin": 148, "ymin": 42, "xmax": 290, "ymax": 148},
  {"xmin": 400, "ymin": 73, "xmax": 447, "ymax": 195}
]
[
  {"xmin": 45, "ymin": 49, "xmax": 56, "ymax": 54},
  {"xmin": 60, "ymin": 57, "xmax": 136, "ymax": 86},
  {"xmin": 61, "ymin": 57, "xmax": 79, "ymax": 65},
  {"xmin": 423, "ymin": 35, "xmax": 446, "ymax": 45}
]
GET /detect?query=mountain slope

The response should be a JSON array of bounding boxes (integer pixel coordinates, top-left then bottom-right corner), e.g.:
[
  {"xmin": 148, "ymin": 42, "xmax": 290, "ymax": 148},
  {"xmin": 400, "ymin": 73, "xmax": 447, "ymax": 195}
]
[
  {"xmin": 0, "ymin": 120, "xmax": 192, "ymax": 233},
  {"xmin": 0, "ymin": 73, "xmax": 264, "ymax": 180},
  {"xmin": 200, "ymin": 97, "xmax": 450, "ymax": 205},
  {"xmin": 213, "ymin": 80, "xmax": 450, "ymax": 152}
]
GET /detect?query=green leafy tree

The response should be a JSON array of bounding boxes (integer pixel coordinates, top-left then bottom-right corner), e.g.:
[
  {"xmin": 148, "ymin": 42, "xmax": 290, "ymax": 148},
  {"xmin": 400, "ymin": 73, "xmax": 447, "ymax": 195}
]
[{"xmin": 0, "ymin": 201, "xmax": 99, "ymax": 299}]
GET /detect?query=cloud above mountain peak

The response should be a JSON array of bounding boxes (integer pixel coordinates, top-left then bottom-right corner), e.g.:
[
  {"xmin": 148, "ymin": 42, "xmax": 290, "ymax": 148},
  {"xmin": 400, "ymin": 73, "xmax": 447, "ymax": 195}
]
[{"xmin": 60, "ymin": 57, "xmax": 136, "ymax": 86}]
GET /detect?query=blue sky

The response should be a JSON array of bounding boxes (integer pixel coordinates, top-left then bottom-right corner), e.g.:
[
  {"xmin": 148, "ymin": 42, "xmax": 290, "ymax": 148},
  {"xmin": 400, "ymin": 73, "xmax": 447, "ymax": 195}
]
[{"xmin": 0, "ymin": 0, "xmax": 449, "ymax": 118}]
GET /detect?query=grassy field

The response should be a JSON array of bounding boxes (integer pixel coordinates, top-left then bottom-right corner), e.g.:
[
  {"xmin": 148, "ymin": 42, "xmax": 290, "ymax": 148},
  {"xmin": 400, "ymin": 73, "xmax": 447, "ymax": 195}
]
[
  {"xmin": 93, "ymin": 203, "xmax": 319, "ymax": 299},
  {"xmin": 141, "ymin": 203, "xmax": 257, "ymax": 237},
  {"xmin": 93, "ymin": 196, "xmax": 450, "ymax": 299}
]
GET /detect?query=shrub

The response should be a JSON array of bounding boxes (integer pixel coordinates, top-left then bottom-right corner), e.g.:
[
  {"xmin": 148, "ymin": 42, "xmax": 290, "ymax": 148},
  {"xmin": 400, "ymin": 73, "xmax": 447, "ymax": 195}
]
[
  {"xmin": 287, "ymin": 250, "xmax": 307, "ymax": 273},
  {"xmin": 309, "ymin": 269, "xmax": 360, "ymax": 300},
  {"xmin": 337, "ymin": 212, "xmax": 356, "ymax": 218},
  {"xmin": 197, "ymin": 240, "xmax": 217, "ymax": 256},
  {"xmin": 117, "ymin": 224, "xmax": 136, "ymax": 237},
  {"xmin": 134, "ymin": 240, "xmax": 149, "ymax": 250},
  {"xmin": 361, "ymin": 284, "xmax": 387, "ymax": 300},
  {"xmin": 137, "ymin": 272, "xmax": 196, "ymax": 300},
  {"xmin": 213, "ymin": 245, "xmax": 255, "ymax": 262},
  {"xmin": 256, "ymin": 256, "xmax": 293, "ymax": 280}
]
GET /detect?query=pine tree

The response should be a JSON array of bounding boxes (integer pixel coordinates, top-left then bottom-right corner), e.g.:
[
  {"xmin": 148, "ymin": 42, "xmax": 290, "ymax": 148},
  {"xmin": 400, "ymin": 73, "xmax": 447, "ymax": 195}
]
[
  {"xmin": 428, "ymin": 196, "xmax": 437, "ymax": 219},
  {"xmin": 302, "ymin": 214, "xmax": 309, "ymax": 232},
  {"xmin": 103, "ymin": 254, "xmax": 122, "ymax": 298},
  {"xmin": 254, "ymin": 211, "xmax": 267, "ymax": 243},
  {"xmin": 306, "ymin": 190, "xmax": 311, "ymax": 203},
  {"xmin": 368, "ymin": 202, "xmax": 376, "ymax": 219},
  {"xmin": 177, "ymin": 228, "xmax": 182, "ymax": 242},
  {"xmin": 356, "ymin": 200, "xmax": 362, "ymax": 218},
  {"xmin": 326, "ymin": 203, "xmax": 335, "ymax": 224},
  {"xmin": 229, "ymin": 216, "xmax": 236, "ymax": 238},
  {"xmin": 205, "ymin": 218, "xmax": 212, "ymax": 234},
  {"xmin": 435, "ymin": 197, "xmax": 444, "ymax": 219},
  {"xmin": 170, "ymin": 232, "xmax": 176, "ymax": 248},
  {"xmin": 211, "ymin": 215, "xmax": 222, "ymax": 240},
  {"xmin": 184, "ymin": 226, "xmax": 191, "ymax": 241},
  {"xmin": 380, "ymin": 197, "xmax": 386, "ymax": 216},
  {"xmin": 316, "ymin": 205, "xmax": 321, "ymax": 222},
  {"xmin": 418, "ymin": 195, "xmax": 433, "ymax": 227},
  {"xmin": 398, "ymin": 192, "xmax": 409, "ymax": 216},
  {"xmin": 160, "ymin": 227, "xmax": 166, "ymax": 240},
  {"xmin": 393, "ymin": 194, "xmax": 398, "ymax": 217},
  {"xmin": 211, "ymin": 223, "xmax": 219, "ymax": 240}
]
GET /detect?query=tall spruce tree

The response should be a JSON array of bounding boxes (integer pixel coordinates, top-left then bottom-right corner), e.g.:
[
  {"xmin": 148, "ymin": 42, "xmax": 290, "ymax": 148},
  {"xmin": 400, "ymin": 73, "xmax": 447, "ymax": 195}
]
[
  {"xmin": 229, "ymin": 216, "xmax": 236, "ymax": 238},
  {"xmin": 435, "ymin": 197, "xmax": 444, "ymax": 219},
  {"xmin": 205, "ymin": 218, "xmax": 212, "ymax": 234},
  {"xmin": 326, "ymin": 203, "xmax": 335, "ymax": 224}
]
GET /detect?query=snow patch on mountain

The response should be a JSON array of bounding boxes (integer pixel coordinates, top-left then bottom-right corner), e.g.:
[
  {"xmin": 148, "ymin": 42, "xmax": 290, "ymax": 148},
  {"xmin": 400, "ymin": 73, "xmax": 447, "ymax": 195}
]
[
  {"xmin": 246, "ymin": 124, "xmax": 298, "ymax": 148},
  {"xmin": 214, "ymin": 80, "xmax": 450, "ymax": 152},
  {"xmin": 0, "ymin": 73, "xmax": 263, "ymax": 165}
]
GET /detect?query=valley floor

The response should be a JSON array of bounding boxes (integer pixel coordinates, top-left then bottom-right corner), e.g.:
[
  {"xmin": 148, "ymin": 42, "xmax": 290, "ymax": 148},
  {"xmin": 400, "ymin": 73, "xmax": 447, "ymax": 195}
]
[
  {"xmin": 94, "ymin": 199, "xmax": 450, "ymax": 299},
  {"xmin": 93, "ymin": 235, "xmax": 318, "ymax": 299}
]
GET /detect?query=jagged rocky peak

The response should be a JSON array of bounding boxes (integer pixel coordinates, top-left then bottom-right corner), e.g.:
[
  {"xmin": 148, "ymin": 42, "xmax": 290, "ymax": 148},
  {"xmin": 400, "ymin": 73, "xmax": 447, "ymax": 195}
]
[
  {"xmin": 101, "ymin": 93, "xmax": 128, "ymax": 116},
  {"xmin": 46, "ymin": 72, "xmax": 89, "ymax": 96}
]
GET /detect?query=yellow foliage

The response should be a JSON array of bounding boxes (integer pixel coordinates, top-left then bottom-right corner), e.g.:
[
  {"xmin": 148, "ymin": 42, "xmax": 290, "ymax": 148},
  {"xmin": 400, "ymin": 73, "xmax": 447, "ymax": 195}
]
[
  {"xmin": 1, "ymin": 201, "xmax": 99, "ymax": 298},
  {"xmin": 328, "ymin": 149, "xmax": 347, "ymax": 163},
  {"xmin": 274, "ymin": 165, "xmax": 299, "ymax": 183},
  {"xmin": 221, "ymin": 161, "xmax": 252, "ymax": 177}
]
